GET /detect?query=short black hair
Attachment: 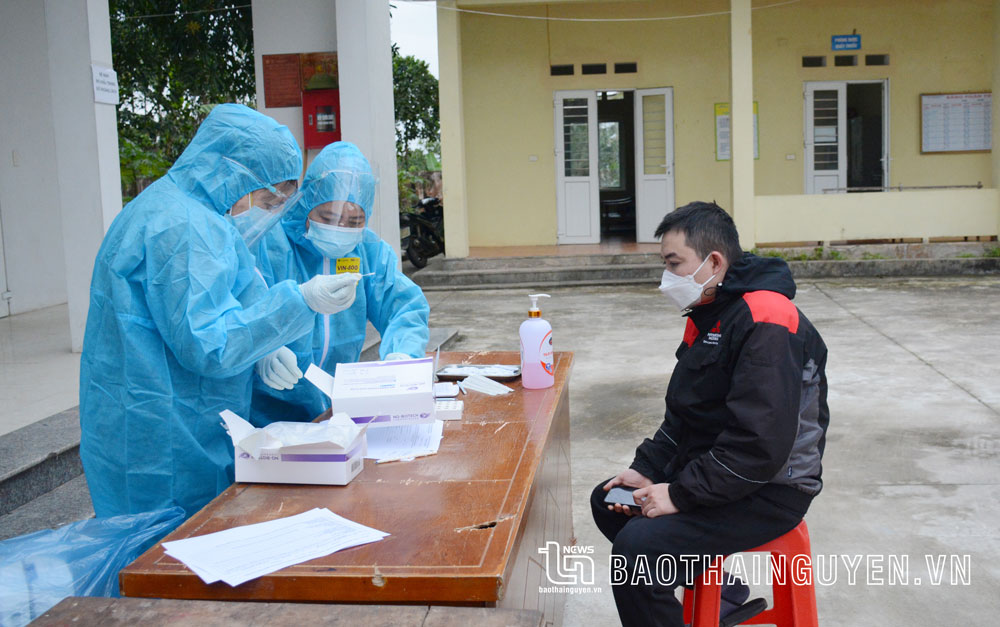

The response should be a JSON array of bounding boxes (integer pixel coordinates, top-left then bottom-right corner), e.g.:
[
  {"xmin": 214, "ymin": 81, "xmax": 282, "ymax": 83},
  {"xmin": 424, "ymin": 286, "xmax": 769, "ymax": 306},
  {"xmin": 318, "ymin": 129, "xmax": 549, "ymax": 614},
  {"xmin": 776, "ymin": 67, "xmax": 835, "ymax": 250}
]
[{"xmin": 653, "ymin": 201, "xmax": 743, "ymax": 263}]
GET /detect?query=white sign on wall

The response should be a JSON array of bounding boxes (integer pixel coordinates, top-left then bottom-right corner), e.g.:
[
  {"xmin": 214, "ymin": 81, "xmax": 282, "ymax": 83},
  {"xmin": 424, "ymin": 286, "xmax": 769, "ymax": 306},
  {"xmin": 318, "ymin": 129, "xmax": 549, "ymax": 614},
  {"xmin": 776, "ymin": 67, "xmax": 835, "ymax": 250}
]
[
  {"xmin": 920, "ymin": 92, "xmax": 991, "ymax": 153},
  {"xmin": 91, "ymin": 65, "xmax": 119, "ymax": 105},
  {"xmin": 715, "ymin": 102, "xmax": 759, "ymax": 161}
]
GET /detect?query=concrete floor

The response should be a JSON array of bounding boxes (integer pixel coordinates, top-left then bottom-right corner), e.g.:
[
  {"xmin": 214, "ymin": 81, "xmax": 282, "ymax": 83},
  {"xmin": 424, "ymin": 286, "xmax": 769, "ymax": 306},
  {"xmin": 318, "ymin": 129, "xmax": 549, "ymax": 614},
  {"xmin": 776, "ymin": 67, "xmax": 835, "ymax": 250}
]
[
  {"xmin": 0, "ymin": 304, "xmax": 80, "ymax": 437},
  {"xmin": 425, "ymin": 276, "xmax": 1000, "ymax": 627}
]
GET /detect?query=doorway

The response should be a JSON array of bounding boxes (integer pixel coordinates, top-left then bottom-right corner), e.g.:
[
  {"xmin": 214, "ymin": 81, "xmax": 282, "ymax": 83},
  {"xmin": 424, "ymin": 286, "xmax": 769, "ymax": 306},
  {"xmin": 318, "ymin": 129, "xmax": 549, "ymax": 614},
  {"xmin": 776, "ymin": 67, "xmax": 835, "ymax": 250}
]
[
  {"xmin": 804, "ymin": 79, "xmax": 888, "ymax": 193},
  {"xmin": 597, "ymin": 91, "xmax": 635, "ymax": 241},
  {"xmin": 554, "ymin": 88, "xmax": 674, "ymax": 244}
]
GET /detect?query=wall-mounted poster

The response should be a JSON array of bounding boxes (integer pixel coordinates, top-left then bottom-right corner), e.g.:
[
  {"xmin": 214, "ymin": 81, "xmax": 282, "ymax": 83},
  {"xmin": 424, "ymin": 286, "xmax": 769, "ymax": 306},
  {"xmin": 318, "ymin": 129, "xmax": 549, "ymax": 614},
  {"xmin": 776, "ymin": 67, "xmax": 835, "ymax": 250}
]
[
  {"xmin": 262, "ymin": 54, "xmax": 302, "ymax": 108},
  {"xmin": 262, "ymin": 51, "xmax": 340, "ymax": 108},
  {"xmin": 920, "ymin": 92, "xmax": 991, "ymax": 153},
  {"xmin": 300, "ymin": 52, "xmax": 339, "ymax": 91},
  {"xmin": 715, "ymin": 102, "xmax": 759, "ymax": 161}
]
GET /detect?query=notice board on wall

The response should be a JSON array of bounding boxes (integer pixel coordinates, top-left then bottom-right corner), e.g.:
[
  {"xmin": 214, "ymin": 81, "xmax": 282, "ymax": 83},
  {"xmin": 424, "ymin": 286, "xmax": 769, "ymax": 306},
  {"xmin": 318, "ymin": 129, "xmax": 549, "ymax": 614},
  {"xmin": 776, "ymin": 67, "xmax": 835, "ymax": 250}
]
[
  {"xmin": 262, "ymin": 51, "xmax": 339, "ymax": 108},
  {"xmin": 920, "ymin": 92, "xmax": 991, "ymax": 153},
  {"xmin": 715, "ymin": 102, "xmax": 759, "ymax": 161}
]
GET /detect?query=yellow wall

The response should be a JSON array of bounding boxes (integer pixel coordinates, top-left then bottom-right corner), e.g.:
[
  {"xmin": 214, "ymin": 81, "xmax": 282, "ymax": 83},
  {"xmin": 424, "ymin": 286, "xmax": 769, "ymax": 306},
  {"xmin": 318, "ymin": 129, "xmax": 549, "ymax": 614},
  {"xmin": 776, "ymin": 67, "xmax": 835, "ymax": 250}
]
[
  {"xmin": 756, "ymin": 189, "xmax": 999, "ymax": 242},
  {"xmin": 458, "ymin": 0, "xmax": 995, "ymax": 246},
  {"xmin": 753, "ymin": 0, "xmax": 993, "ymax": 195}
]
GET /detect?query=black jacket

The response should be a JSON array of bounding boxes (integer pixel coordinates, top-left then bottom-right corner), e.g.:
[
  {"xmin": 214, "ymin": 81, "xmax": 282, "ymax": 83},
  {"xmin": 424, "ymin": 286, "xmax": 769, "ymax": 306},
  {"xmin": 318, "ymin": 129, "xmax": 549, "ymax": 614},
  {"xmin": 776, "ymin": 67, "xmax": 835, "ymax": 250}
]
[{"xmin": 631, "ymin": 254, "xmax": 829, "ymax": 511}]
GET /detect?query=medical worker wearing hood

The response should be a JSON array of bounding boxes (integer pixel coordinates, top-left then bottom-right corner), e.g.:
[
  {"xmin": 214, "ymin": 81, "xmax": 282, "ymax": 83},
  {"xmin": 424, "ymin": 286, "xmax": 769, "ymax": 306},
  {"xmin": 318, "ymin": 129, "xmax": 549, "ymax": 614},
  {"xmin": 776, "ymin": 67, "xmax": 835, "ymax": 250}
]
[
  {"xmin": 251, "ymin": 142, "xmax": 429, "ymax": 425},
  {"xmin": 80, "ymin": 104, "xmax": 362, "ymax": 518}
]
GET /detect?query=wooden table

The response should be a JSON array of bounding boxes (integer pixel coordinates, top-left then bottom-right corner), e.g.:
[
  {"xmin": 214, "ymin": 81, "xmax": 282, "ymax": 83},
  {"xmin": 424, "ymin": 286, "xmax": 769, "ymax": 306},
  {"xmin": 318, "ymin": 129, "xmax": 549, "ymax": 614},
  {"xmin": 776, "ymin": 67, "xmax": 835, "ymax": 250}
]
[
  {"xmin": 120, "ymin": 351, "xmax": 574, "ymax": 626},
  {"xmin": 34, "ymin": 597, "xmax": 544, "ymax": 627}
]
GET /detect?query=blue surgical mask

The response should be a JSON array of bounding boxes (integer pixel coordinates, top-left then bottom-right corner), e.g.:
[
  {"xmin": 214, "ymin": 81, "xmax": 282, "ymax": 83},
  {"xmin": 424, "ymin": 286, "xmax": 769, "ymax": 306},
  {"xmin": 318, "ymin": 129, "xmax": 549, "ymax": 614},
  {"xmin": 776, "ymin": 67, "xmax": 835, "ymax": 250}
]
[{"xmin": 305, "ymin": 219, "xmax": 364, "ymax": 258}]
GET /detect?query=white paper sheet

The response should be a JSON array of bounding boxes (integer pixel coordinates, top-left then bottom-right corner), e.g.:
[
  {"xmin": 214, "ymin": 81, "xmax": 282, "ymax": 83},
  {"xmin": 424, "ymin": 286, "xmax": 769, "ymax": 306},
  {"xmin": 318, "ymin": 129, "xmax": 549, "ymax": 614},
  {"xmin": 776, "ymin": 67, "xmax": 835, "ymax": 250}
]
[
  {"xmin": 364, "ymin": 420, "xmax": 444, "ymax": 462},
  {"xmin": 304, "ymin": 363, "xmax": 336, "ymax": 400},
  {"xmin": 162, "ymin": 508, "xmax": 388, "ymax": 587}
]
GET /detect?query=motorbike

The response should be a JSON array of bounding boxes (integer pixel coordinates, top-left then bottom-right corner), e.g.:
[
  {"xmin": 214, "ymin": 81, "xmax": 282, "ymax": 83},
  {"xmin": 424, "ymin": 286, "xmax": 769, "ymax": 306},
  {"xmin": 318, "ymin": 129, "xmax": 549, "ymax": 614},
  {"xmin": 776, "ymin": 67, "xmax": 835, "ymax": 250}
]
[{"xmin": 399, "ymin": 196, "xmax": 444, "ymax": 269}]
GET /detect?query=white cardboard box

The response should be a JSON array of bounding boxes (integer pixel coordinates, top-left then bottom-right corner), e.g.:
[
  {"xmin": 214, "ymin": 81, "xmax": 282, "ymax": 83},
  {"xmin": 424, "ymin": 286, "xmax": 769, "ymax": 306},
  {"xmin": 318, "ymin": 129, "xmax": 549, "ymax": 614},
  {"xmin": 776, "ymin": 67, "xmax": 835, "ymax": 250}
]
[
  {"xmin": 332, "ymin": 357, "xmax": 436, "ymax": 426},
  {"xmin": 234, "ymin": 436, "xmax": 367, "ymax": 485},
  {"xmin": 221, "ymin": 410, "xmax": 367, "ymax": 485}
]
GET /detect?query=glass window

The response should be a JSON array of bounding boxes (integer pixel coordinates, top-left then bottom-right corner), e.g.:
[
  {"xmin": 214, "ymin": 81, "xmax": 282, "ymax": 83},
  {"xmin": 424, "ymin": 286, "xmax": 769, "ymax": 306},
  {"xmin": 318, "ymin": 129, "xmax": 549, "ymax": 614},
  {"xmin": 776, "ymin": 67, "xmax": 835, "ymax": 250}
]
[
  {"xmin": 599, "ymin": 121, "xmax": 622, "ymax": 189},
  {"xmin": 563, "ymin": 98, "xmax": 590, "ymax": 177},
  {"xmin": 642, "ymin": 94, "xmax": 667, "ymax": 175},
  {"xmin": 813, "ymin": 89, "xmax": 839, "ymax": 170}
]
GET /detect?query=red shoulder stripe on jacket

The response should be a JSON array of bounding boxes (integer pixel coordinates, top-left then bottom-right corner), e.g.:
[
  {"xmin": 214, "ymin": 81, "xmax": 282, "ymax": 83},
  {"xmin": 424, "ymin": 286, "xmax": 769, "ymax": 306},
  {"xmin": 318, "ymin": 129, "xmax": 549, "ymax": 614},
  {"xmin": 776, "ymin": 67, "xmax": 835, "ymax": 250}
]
[
  {"xmin": 742, "ymin": 290, "xmax": 799, "ymax": 333},
  {"xmin": 682, "ymin": 318, "xmax": 699, "ymax": 347}
]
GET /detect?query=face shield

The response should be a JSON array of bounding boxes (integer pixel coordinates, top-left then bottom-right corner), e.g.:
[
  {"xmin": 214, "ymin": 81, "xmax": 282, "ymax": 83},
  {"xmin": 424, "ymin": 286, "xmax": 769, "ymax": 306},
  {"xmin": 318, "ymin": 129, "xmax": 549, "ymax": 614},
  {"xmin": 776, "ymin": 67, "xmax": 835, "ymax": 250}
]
[
  {"xmin": 224, "ymin": 157, "xmax": 302, "ymax": 247},
  {"xmin": 300, "ymin": 169, "xmax": 377, "ymax": 258},
  {"xmin": 304, "ymin": 169, "xmax": 377, "ymax": 228}
]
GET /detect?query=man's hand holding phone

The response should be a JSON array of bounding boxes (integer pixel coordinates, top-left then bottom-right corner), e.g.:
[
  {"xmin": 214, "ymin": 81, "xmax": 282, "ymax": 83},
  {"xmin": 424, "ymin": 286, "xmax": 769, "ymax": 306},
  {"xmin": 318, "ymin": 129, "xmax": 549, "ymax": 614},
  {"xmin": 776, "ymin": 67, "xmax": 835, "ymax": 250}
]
[{"xmin": 602, "ymin": 469, "xmax": 653, "ymax": 516}]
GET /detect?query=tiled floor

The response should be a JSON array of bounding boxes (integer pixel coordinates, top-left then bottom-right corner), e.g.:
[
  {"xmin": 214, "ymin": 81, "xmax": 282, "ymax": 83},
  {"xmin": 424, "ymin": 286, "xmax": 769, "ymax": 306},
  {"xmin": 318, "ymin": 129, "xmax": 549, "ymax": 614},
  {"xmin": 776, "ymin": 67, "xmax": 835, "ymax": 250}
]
[{"xmin": 0, "ymin": 305, "xmax": 80, "ymax": 437}]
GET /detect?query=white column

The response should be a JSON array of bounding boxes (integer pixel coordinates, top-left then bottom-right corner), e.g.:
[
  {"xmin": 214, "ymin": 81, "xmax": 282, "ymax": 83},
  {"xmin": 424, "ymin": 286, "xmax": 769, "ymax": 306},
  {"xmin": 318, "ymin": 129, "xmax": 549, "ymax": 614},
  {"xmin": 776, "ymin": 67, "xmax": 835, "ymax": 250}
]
[
  {"xmin": 0, "ymin": 0, "xmax": 68, "ymax": 319},
  {"xmin": 437, "ymin": 1, "xmax": 470, "ymax": 258},
  {"xmin": 992, "ymin": 0, "xmax": 1000, "ymax": 221},
  {"xmin": 335, "ymin": 0, "xmax": 401, "ymax": 257},
  {"xmin": 730, "ymin": 0, "xmax": 756, "ymax": 250},
  {"xmin": 251, "ymin": 0, "xmax": 335, "ymax": 156},
  {"xmin": 45, "ymin": 0, "xmax": 122, "ymax": 351}
]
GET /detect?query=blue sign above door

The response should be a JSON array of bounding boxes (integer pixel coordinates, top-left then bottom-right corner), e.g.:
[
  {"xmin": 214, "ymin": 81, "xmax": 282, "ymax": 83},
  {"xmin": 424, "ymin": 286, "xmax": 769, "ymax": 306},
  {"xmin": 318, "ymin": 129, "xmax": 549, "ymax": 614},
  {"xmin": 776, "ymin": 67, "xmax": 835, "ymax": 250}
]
[{"xmin": 832, "ymin": 35, "xmax": 861, "ymax": 50}]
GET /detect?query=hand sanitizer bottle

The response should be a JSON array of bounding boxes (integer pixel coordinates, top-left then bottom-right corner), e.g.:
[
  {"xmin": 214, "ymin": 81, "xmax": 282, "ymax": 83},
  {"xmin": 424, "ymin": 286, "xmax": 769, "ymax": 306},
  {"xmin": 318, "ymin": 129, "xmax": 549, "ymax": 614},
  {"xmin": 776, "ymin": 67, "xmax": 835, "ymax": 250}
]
[{"xmin": 520, "ymin": 294, "xmax": 554, "ymax": 389}]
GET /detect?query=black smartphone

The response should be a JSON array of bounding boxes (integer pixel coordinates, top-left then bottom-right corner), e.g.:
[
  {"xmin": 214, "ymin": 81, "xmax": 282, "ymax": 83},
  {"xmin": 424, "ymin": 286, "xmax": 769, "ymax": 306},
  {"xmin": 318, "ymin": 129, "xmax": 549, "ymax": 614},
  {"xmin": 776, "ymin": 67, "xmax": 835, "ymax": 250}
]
[{"xmin": 604, "ymin": 486, "xmax": 641, "ymax": 511}]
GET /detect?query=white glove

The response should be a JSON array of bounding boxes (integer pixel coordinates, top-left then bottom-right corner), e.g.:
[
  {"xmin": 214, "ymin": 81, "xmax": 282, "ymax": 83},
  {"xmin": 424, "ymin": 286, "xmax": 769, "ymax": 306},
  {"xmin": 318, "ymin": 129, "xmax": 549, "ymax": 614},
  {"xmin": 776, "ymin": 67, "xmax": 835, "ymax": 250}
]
[
  {"xmin": 256, "ymin": 346, "xmax": 303, "ymax": 390},
  {"xmin": 299, "ymin": 273, "xmax": 361, "ymax": 314},
  {"xmin": 384, "ymin": 352, "xmax": 411, "ymax": 361}
]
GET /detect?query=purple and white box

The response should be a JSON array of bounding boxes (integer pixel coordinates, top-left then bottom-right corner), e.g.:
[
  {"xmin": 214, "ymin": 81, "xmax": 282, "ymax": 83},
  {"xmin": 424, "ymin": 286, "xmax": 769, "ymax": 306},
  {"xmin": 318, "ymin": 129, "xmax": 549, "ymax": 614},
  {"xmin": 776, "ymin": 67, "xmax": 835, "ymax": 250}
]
[
  {"xmin": 220, "ymin": 410, "xmax": 367, "ymax": 485},
  {"xmin": 330, "ymin": 357, "xmax": 437, "ymax": 427}
]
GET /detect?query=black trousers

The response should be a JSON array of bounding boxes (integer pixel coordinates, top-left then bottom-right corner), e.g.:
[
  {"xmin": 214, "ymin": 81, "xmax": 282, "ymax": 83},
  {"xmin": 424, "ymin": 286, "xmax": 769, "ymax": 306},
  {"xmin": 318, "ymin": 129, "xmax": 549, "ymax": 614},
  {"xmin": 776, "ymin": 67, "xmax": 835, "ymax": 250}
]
[{"xmin": 590, "ymin": 480, "xmax": 812, "ymax": 627}]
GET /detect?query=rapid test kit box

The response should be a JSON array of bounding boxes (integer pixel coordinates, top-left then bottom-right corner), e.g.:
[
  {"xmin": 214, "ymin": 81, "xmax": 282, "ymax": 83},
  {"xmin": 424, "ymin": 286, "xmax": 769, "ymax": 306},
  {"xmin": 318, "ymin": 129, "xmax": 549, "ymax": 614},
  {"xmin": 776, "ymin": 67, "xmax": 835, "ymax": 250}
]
[
  {"xmin": 305, "ymin": 357, "xmax": 436, "ymax": 427},
  {"xmin": 220, "ymin": 410, "xmax": 367, "ymax": 485}
]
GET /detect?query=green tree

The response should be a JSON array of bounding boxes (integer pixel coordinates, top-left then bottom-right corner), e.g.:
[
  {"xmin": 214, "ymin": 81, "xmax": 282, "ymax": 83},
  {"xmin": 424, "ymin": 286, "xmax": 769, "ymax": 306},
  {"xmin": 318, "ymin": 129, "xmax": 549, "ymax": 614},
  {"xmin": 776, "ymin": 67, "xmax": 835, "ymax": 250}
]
[
  {"xmin": 392, "ymin": 52, "xmax": 439, "ymax": 159},
  {"xmin": 110, "ymin": 1, "xmax": 256, "ymax": 200},
  {"xmin": 392, "ymin": 49, "xmax": 440, "ymax": 207}
]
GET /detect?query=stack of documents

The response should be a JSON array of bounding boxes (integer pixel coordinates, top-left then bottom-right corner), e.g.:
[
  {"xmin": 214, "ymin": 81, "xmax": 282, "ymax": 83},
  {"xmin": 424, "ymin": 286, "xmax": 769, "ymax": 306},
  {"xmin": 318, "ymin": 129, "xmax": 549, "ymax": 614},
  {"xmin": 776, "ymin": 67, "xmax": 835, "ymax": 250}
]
[
  {"xmin": 365, "ymin": 420, "xmax": 444, "ymax": 463},
  {"xmin": 162, "ymin": 508, "xmax": 388, "ymax": 586}
]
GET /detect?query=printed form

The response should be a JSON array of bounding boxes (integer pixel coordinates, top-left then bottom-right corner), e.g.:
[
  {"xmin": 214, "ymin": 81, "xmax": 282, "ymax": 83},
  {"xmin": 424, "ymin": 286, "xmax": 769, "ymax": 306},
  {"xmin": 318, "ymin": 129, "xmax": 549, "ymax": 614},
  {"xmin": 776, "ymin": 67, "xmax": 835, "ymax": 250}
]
[
  {"xmin": 365, "ymin": 420, "xmax": 444, "ymax": 462},
  {"xmin": 162, "ymin": 508, "xmax": 388, "ymax": 586}
]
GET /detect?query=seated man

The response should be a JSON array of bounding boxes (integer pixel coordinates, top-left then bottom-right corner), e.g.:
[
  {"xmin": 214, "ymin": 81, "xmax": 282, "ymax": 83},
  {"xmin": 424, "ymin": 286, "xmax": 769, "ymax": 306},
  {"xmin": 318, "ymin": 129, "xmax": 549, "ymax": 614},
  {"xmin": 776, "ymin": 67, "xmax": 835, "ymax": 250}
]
[
  {"xmin": 591, "ymin": 201, "xmax": 829, "ymax": 627},
  {"xmin": 250, "ymin": 141, "xmax": 430, "ymax": 424}
]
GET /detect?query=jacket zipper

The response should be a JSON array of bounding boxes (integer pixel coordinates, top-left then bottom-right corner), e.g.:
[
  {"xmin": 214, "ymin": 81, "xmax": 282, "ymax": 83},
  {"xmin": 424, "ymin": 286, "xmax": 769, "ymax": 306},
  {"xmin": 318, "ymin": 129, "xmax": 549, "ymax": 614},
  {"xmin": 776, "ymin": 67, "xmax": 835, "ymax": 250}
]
[{"xmin": 319, "ymin": 256, "xmax": 331, "ymax": 366}]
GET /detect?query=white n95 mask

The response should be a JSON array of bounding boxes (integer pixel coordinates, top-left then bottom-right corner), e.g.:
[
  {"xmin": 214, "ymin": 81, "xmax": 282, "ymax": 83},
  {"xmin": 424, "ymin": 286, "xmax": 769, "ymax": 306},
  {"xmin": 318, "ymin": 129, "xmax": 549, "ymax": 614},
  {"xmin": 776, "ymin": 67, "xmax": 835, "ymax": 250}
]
[
  {"xmin": 305, "ymin": 220, "xmax": 364, "ymax": 258},
  {"xmin": 658, "ymin": 255, "xmax": 718, "ymax": 311}
]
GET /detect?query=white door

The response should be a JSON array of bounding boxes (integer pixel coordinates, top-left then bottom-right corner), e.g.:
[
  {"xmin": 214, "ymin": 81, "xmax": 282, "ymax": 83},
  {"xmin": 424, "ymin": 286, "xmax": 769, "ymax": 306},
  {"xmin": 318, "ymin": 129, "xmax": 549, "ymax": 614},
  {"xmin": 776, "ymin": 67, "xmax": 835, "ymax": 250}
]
[
  {"xmin": 634, "ymin": 88, "xmax": 675, "ymax": 243},
  {"xmin": 804, "ymin": 81, "xmax": 847, "ymax": 194},
  {"xmin": 555, "ymin": 91, "xmax": 600, "ymax": 244}
]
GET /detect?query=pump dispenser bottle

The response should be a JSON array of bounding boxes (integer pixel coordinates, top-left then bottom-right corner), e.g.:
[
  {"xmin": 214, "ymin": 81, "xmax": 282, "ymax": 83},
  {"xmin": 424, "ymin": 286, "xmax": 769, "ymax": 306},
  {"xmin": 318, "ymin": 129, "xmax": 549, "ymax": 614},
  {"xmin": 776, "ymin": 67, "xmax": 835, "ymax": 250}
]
[{"xmin": 520, "ymin": 293, "xmax": 554, "ymax": 389}]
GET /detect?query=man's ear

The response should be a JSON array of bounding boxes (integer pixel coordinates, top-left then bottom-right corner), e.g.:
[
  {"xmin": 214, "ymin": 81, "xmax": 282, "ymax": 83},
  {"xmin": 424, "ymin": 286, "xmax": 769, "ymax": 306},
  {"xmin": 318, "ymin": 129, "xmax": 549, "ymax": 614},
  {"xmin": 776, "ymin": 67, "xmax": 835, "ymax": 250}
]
[{"xmin": 709, "ymin": 251, "xmax": 726, "ymax": 275}]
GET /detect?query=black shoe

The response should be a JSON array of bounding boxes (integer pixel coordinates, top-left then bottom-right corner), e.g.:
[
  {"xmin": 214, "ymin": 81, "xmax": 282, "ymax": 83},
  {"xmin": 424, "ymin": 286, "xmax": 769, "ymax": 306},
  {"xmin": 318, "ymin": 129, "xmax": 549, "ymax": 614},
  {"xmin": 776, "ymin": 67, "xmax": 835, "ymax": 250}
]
[
  {"xmin": 719, "ymin": 597, "xmax": 767, "ymax": 627},
  {"xmin": 719, "ymin": 578, "xmax": 750, "ymax": 609},
  {"xmin": 682, "ymin": 598, "xmax": 768, "ymax": 627}
]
